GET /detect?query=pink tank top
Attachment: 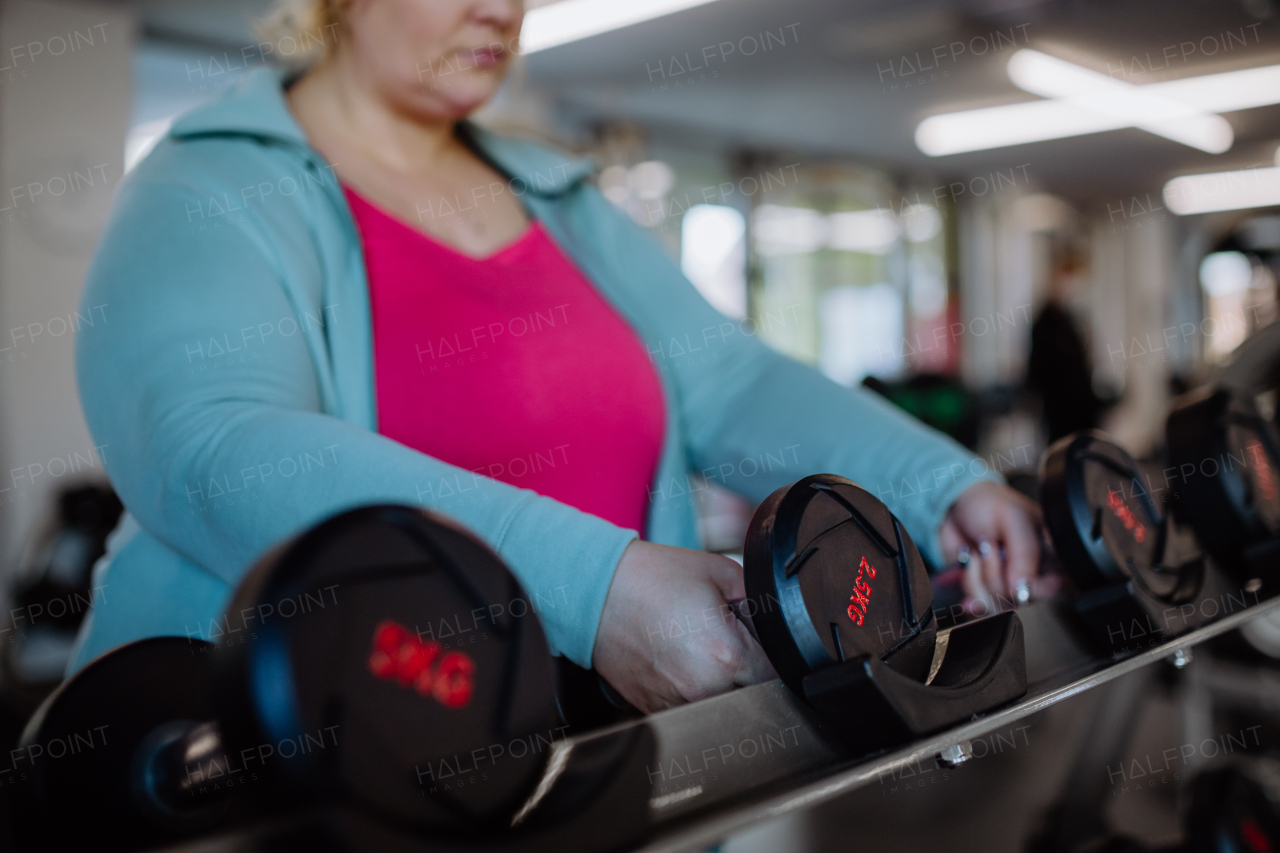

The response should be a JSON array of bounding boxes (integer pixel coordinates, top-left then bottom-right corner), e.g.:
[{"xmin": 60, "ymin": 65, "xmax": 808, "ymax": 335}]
[{"xmin": 346, "ymin": 187, "xmax": 665, "ymax": 534}]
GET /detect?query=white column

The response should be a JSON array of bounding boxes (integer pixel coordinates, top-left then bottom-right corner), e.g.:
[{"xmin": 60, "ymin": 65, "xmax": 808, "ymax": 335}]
[
  {"xmin": 959, "ymin": 195, "xmax": 1000, "ymax": 388},
  {"xmin": 1095, "ymin": 213, "xmax": 1175, "ymax": 456},
  {"xmin": 0, "ymin": 0, "xmax": 135, "ymax": 563}
]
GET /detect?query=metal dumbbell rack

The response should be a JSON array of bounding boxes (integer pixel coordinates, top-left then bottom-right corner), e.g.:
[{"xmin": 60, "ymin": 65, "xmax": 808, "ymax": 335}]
[
  {"xmin": 20, "ymin": 429, "xmax": 1280, "ymax": 852},
  {"xmin": 130, "ymin": 594, "xmax": 1280, "ymax": 853},
  {"xmin": 626, "ymin": 596, "xmax": 1280, "ymax": 852},
  {"xmin": 92, "ymin": 458, "xmax": 1280, "ymax": 853}
]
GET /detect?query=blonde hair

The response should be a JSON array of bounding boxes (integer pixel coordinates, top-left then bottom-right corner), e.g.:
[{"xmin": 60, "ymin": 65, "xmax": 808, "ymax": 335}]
[{"xmin": 255, "ymin": 0, "xmax": 346, "ymax": 69}]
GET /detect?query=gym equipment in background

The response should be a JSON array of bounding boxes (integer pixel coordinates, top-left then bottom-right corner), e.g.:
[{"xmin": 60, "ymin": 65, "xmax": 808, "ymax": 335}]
[
  {"xmin": 1040, "ymin": 431, "xmax": 1240, "ymax": 655},
  {"xmin": 1185, "ymin": 756, "xmax": 1280, "ymax": 853},
  {"xmin": 1167, "ymin": 386, "xmax": 1280, "ymax": 589},
  {"xmin": 0, "ymin": 485, "xmax": 123, "ymax": 717}
]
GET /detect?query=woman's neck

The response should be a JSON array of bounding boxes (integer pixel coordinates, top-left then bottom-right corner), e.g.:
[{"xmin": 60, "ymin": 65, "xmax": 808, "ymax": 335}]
[
  {"xmin": 287, "ymin": 50, "xmax": 463, "ymax": 177},
  {"xmin": 282, "ymin": 47, "xmax": 532, "ymax": 258}
]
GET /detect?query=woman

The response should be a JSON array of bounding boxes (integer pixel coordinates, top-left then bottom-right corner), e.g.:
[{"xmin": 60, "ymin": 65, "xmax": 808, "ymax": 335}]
[{"xmin": 69, "ymin": 0, "xmax": 1047, "ymax": 712}]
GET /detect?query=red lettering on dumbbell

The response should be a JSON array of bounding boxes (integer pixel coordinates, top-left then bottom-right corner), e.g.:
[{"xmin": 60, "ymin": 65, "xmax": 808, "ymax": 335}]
[
  {"xmin": 1105, "ymin": 487, "xmax": 1146, "ymax": 544},
  {"xmin": 368, "ymin": 621, "xmax": 409, "ymax": 677},
  {"xmin": 434, "ymin": 652, "xmax": 476, "ymax": 708},
  {"xmin": 368, "ymin": 620, "xmax": 474, "ymax": 708},
  {"xmin": 1240, "ymin": 817, "xmax": 1271, "ymax": 853},
  {"xmin": 846, "ymin": 556, "xmax": 877, "ymax": 626},
  {"xmin": 1248, "ymin": 441, "xmax": 1278, "ymax": 503}
]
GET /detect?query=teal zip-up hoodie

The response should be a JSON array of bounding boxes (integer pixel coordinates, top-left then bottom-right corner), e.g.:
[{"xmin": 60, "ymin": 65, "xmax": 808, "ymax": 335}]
[{"xmin": 68, "ymin": 68, "xmax": 998, "ymax": 674}]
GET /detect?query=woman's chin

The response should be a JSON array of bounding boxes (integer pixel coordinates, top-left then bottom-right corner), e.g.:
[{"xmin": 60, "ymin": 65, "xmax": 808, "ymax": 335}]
[{"xmin": 409, "ymin": 83, "xmax": 501, "ymax": 122}]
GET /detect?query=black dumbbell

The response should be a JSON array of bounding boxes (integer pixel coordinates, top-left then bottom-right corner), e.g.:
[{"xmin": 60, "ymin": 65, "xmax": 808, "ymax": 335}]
[
  {"xmin": 1040, "ymin": 431, "xmax": 1237, "ymax": 652},
  {"xmin": 743, "ymin": 473, "xmax": 937, "ymax": 689},
  {"xmin": 12, "ymin": 635, "xmax": 231, "ymax": 852},
  {"xmin": 1185, "ymin": 757, "xmax": 1280, "ymax": 853},
  {"xmin": 1167, "ymin": 386, "xmax": 1280, "ymax": 586},
  {"xmin": 743, "ymin": 473, "xmax": 1026, "ymax": 757},
  {"xmin": 13, "ymin": 505, "xmax": 651, "ymax": 852},
  {"xmin": 1041, "ymin": 431, "xmax": 1173, "ymax": 595}
]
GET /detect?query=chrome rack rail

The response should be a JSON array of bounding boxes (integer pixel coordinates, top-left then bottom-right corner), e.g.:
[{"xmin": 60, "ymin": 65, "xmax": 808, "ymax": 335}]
[
  {"xmin": 621, "ymin": 594, "xmax": 1280, "ymax": 853},
  {"xmin": 141, "ymin": 595, "xmax": 1280, "ymax": 853}
]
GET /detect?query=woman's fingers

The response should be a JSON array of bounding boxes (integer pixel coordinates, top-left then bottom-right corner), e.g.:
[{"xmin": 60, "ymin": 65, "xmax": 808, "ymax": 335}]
[
  {"xmin": 944, "ymin": 481, "xmax": 1050, "ymax": 607},
  {"xmin": 938, "ymin": 515, "xmax": 967, "ymax": 563},
  {"xmin": 975, "ymin": 539, "xmax": 1004, "ymax": 599},
  {"xmin": 1030, "ymin": 571, "xmax": 1063, "ymax": 600},
  {"xmin": 964, "ymin": 544, "xmax": 997, "ymax": 613},
  {"xmin": 999, "ymin": 498, "xmax": 1043, "ymax": 594},
  {"xmin": 593, "ymin": 541, "xmax": 777, "ymax": 713},
  {"xmin": 708, "ymin": 554, "xmax": 748, "ymax": 602},
  {"xmin": 731, "ymin": 617, "xmax": 778, "ymax": 686}
]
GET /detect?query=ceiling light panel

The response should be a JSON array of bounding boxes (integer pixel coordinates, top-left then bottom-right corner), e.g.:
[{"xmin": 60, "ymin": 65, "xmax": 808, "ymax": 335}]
[
  {"xmin": 1006, "ymin": 50, "xmax": 1230, "ymax": 153},
  {"xmin": 520, "ymin": 0, "xmax": 723, "ymax": 53},
  {"xmin": 1164, "ymin": 166, "xmax": 1280, "ymax": 215},
  {"xmin": 917, "ymin": 49, "xmax": 1280, "ymax": 156}
]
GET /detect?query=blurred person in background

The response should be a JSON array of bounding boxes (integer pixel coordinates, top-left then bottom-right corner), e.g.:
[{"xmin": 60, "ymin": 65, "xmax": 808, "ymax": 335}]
[
  {"xmin": 1029, "ymin": 244, "xmax": 1108, "ymax": 443},
  {"xmin": 70, "ymin": 0, "xmax": 1049, "ymax": 711}
]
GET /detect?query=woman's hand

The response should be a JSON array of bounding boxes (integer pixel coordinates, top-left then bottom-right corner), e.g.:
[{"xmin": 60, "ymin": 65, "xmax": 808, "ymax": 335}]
[
  {"xmin": 592, "ymin": 541, "xmax": 777, "ymax": 713},
  {"xmin": 939, "ymin": 481, "xmax": 1061, "ymax": 611}
]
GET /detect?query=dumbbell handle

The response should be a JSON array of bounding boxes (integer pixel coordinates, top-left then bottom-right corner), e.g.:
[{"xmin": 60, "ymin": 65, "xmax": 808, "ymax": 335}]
[{"xmin": 134, "ymin": 719, "xmax": 233, "ymax": 818}]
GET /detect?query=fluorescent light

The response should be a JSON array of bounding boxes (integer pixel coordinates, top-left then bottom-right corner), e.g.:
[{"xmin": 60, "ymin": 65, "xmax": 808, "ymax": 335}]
[
  {"xmin": 520, "ymin": 0, "xmax": 722, "ymax": 53},
  {"xmin": 916, "ymin": 100, "xmax": 1123, "ymax": 156},
  {"xmin": 1006, "ymin": 49, "xmax": 1116, "ymax": 99},
  {"xmin": 1146, "ymin": 64, "xmax": 1280, "ymax": 113},
  {"xmin": 1006, "ymin": 50, "xmax": 1231, "ymax": 153},
  {"xmin": 1164, "ymin": 164, "xmax": 1280, "ymax": 215},
  {"xmin": 918, "ymin": 50, "xmax": 1280, "ymax": 156}
]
